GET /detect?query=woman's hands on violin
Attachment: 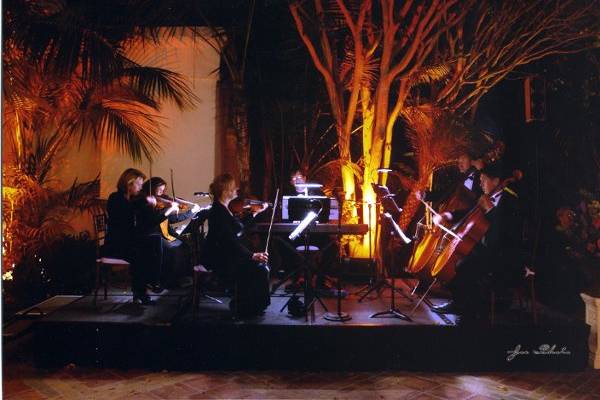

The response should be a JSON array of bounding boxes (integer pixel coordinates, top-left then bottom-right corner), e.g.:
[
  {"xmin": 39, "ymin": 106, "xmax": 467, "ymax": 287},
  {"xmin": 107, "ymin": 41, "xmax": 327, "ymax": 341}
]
[
  {"xmin": 251, "ymin": 202, "xmax": 269, "ymax": 217},
  {"xmin": 146, "ymin": 195, "xmax": 180, "ymax": 216},
  {"xmin": 252, "ymin": 252, "xmax": 269, "ymax": 264}
]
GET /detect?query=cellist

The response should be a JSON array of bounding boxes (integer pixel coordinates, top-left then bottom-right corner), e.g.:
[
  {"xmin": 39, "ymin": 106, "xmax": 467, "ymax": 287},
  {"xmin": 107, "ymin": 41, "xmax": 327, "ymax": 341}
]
[
  {"xmin": 420, "ymin": 150, "xmax": 484, "ymax": 205},
  {"xmin": 430, "ymin": 162, "xmax": 524, "ymax": 316}
]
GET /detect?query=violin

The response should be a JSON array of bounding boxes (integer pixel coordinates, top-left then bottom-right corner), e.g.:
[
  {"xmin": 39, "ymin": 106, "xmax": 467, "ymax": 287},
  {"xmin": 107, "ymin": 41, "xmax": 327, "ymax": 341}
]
[
  {"xmin": 159, "ymin": 194, "xmax": 201, "ymax": 210},
  {"xmin": 154, "ymin": 195, "xmax": 189, "ymax": 211},
  {"xmin": 228, "ymin": 196, "xmax": 272, "ymax": 217}
]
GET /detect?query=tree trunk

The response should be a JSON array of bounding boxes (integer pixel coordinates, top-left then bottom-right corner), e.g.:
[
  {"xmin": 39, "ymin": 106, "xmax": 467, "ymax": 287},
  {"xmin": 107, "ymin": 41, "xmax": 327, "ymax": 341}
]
[
  {"xmin": 231, "ymin": 83, "xmax": 251, "ymax": 194},
  {"xmin": 260, "ymin": 114, "xmax": 275, "ymax": 199}
]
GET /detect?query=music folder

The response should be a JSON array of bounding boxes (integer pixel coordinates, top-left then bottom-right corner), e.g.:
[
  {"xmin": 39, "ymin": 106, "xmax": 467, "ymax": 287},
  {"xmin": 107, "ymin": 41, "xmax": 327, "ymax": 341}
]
[{"xmin": 282, "ymin": 196, "xmax": 338, "ymax": 223}]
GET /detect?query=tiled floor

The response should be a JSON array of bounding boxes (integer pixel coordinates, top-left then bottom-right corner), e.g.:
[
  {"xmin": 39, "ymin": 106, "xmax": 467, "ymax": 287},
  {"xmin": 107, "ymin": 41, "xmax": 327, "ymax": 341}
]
[
  {"xmin": 3, "ymin": 286, "xmax": 597, "ymax": 399},
  {"xmin": 3, "ymin": 359, "xmax": 600, "ymax": 399}
]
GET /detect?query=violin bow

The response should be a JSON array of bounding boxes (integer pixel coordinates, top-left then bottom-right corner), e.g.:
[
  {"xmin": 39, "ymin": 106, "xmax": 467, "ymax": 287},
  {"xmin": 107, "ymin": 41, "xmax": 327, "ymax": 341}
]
[
  {"xmin": 148, "ymin": 162, "xmax": 153, "ymax": 197},
  {"xmin": 170, "ymin": 168, "xmax": 178, "ymax": 214},
  {"xmin": 264, "ymin": 188, "xmax": 280, "ymax": 253}
]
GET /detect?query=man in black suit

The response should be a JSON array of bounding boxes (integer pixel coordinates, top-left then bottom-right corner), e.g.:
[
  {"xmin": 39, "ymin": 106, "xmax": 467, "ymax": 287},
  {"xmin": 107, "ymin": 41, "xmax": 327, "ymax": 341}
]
[
  {"xmin": 422, "ymin": 151, "xmax": 484, "ymax": 206},
  {"xmin": 431, "ymin": 163, "xmax": 524, "ymax": 316}
]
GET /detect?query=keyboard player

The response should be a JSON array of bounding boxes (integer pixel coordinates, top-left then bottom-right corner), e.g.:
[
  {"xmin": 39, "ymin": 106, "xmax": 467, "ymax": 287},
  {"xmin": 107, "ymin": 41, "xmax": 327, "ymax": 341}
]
[{"xmin": 269, "ymin": 170, "xmax": 340, "ymax": 296}]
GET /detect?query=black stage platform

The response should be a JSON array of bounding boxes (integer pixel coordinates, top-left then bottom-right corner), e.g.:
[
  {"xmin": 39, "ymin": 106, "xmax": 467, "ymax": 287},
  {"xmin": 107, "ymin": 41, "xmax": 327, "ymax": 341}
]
[{"xmin": 29, "ymin": 281, "xmax": 589, "ymax": 372}]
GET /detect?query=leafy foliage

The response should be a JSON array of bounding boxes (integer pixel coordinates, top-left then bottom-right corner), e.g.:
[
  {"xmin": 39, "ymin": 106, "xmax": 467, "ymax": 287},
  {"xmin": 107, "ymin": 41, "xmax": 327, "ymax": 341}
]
[{"xmin": 2, "ymin": 0, "xmax": 199, "ymax": 277}]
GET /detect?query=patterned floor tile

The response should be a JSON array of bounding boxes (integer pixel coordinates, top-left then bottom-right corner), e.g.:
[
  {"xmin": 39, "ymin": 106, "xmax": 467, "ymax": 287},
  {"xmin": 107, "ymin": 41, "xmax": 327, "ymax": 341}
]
[
  {"xmin": 4, "ymin": 388, "xmax": 47, "ymax": 400},
  {"xmin": 425, "ymin": 384, "xmax": 474, "ymax": 399},
  {"xmin": 3, "ymin": 360, "xmax": 600, "ymax": 400},
  {"xmin": 146, "ymin": 382, "xmax": 201, "ymax": 399}
]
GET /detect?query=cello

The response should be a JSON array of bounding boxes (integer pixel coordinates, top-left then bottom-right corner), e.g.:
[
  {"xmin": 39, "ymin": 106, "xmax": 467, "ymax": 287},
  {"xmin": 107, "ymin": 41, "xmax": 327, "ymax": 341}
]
[
  {"xmin": 406, "ymin": 141, "xmax": 505, "ymax": 277},
  {"xmin": 429, "ymin": 170, "xmax": 522, "ymax": 282},
  {"xmin": 406, "ymin": 184, "xmax": 476, "ymax": 277}
]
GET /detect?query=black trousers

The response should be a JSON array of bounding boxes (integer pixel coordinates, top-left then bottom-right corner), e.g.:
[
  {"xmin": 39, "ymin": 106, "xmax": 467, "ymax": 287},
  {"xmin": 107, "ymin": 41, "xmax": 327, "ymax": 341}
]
[
  {"xmin": 448, "ymin": 252, "xmax": 490, "ymax": 311},
  {"xmin": 448, "ymin": 247, "xmax": 522, "ymax": 312},
  {"xmin": 161, "ymin": 237, "xmax": 191, "ymax": 286},
  {"xmin": 232, "ymin": 261, "xmax": 271, "ymax": 314},
  {"xmin": 130, "ymin": 235, "xmax": 162, "ymax": 296}
]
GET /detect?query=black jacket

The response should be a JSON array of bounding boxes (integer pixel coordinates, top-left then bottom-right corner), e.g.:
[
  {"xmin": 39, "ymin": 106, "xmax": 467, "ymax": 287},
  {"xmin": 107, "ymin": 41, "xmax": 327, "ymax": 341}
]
[
  {"xmin": 104, "ymin": 191, "xmax": 144, "ymax": 259},
  {"xmin": 426, "ymin": 167, "xmax": 482, "ymax": 204},
  {"xmin": 451, "ymin": 188, "xmax": 524, "ymax": 280},
  {"xmin": 203, "ymin": 201, "xmax": 255, "ymax": 274}
]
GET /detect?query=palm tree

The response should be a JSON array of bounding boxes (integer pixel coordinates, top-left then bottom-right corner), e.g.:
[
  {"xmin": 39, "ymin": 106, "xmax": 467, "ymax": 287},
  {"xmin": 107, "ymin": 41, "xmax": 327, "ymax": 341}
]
[{"xmin": 2, "ymin": 0, "xmax": 200, "ymax": 272}]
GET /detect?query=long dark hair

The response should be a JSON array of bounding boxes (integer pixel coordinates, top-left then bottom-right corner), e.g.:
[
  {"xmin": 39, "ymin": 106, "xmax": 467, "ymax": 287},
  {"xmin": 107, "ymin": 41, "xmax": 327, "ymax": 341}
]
[{"xmin": 141, "ymin": 177, "xmax": 167, "ymax": 196}]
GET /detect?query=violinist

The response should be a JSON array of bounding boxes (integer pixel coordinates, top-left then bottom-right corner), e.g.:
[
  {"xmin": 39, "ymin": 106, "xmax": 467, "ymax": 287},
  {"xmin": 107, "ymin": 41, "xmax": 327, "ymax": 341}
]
[
  {"xmin": 431, "ymin": 163, "xmax": 524, "ymax": 316},
  {"xmin": 203, "ymin": 173, "xmax": 271, "ymax": 317},
  {"xmin": 105, "ymin": 168, "xmax": 166, "ymax": 305},
  {"xmin": 105, "ymin": 168, "xmax": 146, "ymax": 260},
  {"xmin": 141, "ymin": 177, "xmax": 202, "ymax": 289}
]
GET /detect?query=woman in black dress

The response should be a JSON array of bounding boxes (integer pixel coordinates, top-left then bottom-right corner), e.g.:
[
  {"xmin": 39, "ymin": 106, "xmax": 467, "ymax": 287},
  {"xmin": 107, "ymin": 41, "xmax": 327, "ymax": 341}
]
[
  {"xmin": 140, "ymin": 177, "xmax": 201, "ymax": 288},
  {"xmin": 105, "ymin": 168, "xmax": 176, "ymax": 305},
  {"xmin": 204, "ymin": 173, "xmax": 271, "ymax": 316}
]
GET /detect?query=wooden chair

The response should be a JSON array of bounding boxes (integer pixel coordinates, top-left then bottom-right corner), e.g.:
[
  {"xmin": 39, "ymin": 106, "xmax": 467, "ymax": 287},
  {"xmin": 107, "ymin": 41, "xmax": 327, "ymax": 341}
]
[
  {"xmin": 190, "ymin": 210, "xmax": 224, "ymax": 311},
  {"xmin": 192, "ymin": 264, "xmax": 223, "ymax": 309},
  {"xmin": 93, "ymin": 213, "xmax": 130, "ymax": 306}
]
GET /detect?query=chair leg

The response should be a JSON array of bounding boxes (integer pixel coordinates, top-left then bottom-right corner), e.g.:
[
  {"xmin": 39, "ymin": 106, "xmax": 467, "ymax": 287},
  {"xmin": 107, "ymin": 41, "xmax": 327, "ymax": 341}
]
[
  {"xmin": 94, "ymin": 262, "xmax": 101, "ymax": 306},
  {"xmin": 103, "ymin": 264, "xmax": 108, "ymax": 300}
]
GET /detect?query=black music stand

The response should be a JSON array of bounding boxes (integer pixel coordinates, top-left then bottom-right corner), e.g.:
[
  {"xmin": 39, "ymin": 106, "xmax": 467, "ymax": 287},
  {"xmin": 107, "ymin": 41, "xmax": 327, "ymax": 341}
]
[
  {"xmin": 369, "ymin": 217, "xmax": 412, "ymax": 321},
  {"xmin": 270, "ymin": 196, "xmax": 330, "ymax": 295},
  {"xmin": 280, "ymin": 209, "xmax": 329, "ymax": 321},
  {"xmin": 354, "ymin": 190, "xmax": 410, "ymax": 302},
  {"xmin": 369, "ymin": 276, "xmax": 411, "ymax": 320}
]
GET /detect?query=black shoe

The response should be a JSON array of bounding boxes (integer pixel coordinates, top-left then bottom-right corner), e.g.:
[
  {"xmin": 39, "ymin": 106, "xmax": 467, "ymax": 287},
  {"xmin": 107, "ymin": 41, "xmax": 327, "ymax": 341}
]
[
  {"xmin": 133, "ymin": 294, "xmax": 156, "ymax": 305},
  {"xmin": 431, "ymin": 301, "xmax": 462, "ymax": 315},
  {"xmin": 147, "ymin": 284, "xmax": 165, "ymax": 294},
  {"xmin": 288, "ymin": 295, "xmax": 305, "ymax": 317},
  {"xmin": 284, "ymin": 281, "xmax": 304, "ymax": 293}
]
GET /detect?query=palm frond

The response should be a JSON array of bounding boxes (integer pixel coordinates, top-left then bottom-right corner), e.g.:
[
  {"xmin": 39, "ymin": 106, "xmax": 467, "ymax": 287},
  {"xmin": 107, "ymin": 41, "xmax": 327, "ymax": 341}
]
[
  {"xmin": 5, "ymin": 0, "xmax": 133, "ymax": 85},
  {"xmin": 122, "ymin": 65, "xmax": 198, "ymax": 110},
  {"xmin": 409, "ymin": 63, "xmax": 452, "ymax": 86},
  {"xmin": 340, "ymin": 38, "xmax": 380, "ymax": 91},
  {"xmin": 401, "ymin": 105, "xmax": 470, "ymax": 186},
  {"xmin": 311, "ymin": 159, "xmax": 362, "ymax": 195},
  {"xmin": 61, "ymin": 176, "xmax": 103, "ymax": 214},
  {"xmin": 92, "ymin": 100, "xmax": 162, "ymax": 161}
]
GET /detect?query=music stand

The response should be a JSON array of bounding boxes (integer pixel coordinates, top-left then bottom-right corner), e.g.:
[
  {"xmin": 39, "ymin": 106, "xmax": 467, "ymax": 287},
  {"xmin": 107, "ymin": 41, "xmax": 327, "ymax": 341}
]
[
  {"xmin": 270, "ymin": 195, "xmax": 330, "ymax": 294},
  {"xmin": 280, "ymin": 208, "xmax": 329, "ymax": 321},
  {"xmin": 294, "ymin": 182, "xmax": 323, "ymax": 196},
  {"xmin": 369, "ymin": 212, "xmax": 412, "ymax": 321},
  {"xmin": 354, "ymin": 187, "xmax": 410, "ymax": 302}
]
